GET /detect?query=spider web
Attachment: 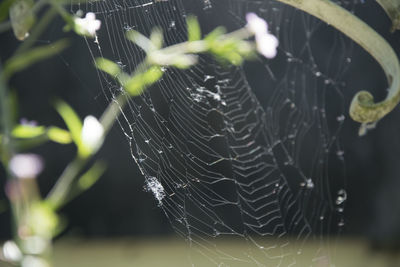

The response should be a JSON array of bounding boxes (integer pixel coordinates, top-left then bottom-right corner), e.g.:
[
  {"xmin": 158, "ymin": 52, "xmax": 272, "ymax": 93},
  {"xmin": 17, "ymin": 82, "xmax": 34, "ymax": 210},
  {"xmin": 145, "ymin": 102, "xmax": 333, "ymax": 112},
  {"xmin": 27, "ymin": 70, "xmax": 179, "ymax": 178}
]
[{"xmin": 73, "ymin": 0, "xmax": 360, "ymax": 265}]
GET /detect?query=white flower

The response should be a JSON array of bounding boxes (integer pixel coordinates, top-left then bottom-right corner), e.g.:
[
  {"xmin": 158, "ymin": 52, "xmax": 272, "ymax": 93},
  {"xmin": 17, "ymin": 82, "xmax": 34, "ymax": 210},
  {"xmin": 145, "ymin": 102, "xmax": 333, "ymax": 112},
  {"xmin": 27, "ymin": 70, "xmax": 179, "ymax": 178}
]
[
  {"xmin": 81, "ymin": 115, "xmax": 104, "ymax": 153},
  {"xmin": 9, "ymin": 154, "xmax": 44, "ymax": 179},
  {"xmin": 246, "ymin": 13, "xmax": 278, "ymax": 59},
  {"xmin": 74, "ymin": 12, "xmax": 101, "ymax": 37},
  {"xmin": 2, "ymin": 240, "xmax": 22, "ymax": 262},
  {"xmin": 255, "ymin": 33, "xmax": 278, "ymax": 58},
  {"xmin": 246, "ymin": 13, "xmax": 268, "ymax": 35}
]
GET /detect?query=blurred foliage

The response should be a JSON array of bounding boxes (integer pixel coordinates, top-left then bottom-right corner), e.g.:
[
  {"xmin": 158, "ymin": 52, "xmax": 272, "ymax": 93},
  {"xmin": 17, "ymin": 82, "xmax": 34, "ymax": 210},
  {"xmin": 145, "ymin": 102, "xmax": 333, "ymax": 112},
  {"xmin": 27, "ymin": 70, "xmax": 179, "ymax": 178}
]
[{"xmin": 9, "ymin": 0, "xmax": 35, "ymax": 40}]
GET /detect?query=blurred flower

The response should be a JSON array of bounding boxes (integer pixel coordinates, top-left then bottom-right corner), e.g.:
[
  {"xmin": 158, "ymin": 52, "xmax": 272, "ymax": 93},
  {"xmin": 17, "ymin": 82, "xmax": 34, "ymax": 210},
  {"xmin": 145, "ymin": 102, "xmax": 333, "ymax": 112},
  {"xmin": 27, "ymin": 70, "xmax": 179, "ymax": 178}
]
[
  {"xmin": 81, "ymin": 115, "xmax": 104, "ymax": 153},
  {"xmin": 2, "ymin": 240, "xmax": 22, "ymax": 262},
  {"xmin": 246, "ymin": 13, "xmax": 268, "ymax": 35},
  {"xmin": 246, "ymin": 13, "xmax": 278, "ymax": 58},
  {"xmin": 74, "ymin": 12, "xmax": 101, "ymax": 37},
  {"xmin": 9, "ymin": 154, "xmax": 44, "ymax": 179},
  {"xmin": 20, "ymin": 118, "xmax": 38, "ymax": 126}
]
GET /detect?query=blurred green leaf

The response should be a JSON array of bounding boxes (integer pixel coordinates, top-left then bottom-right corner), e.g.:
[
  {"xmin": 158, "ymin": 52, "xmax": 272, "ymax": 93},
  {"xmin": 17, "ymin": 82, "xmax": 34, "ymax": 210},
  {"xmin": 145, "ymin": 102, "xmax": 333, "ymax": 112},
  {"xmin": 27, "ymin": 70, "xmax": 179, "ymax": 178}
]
[
  {"xmin": 224, "ymin": 51, "xmax": 243, "ymax": 66},
  {"xmin": 95, "ymin": 58, "xmax": 121, "ymax": 78},
  {"xmin": 31, "ymin": 202, "xmax": 59, "ymax": 237},
  {"xmin": 204, "ymin": 26, "xmax": 226, "ymax": 43},
  {"xmin": 47, "ymin": 126, "xmax": 72, "ymax": 144},
  {"xmin": 171, "ymin": 54, "xmax": 198, "ymax": 69},
  {"xmin": 77, "ymin": 160, "xmax": 106, "ymax": 191},
  {"xmin": 209, "ymin": 38, "xmax": 253, "ymax": 66},
  {"xmin": 125, "ymin": 66, "xmax": 163, "ymax": 96},
  {"xmin": 124, "ymin": 74, "xmax": 145, "ymax": 96},
  {"xmin": 0, "ymin": 124, "xmax": 72, "ymax": 149},
  {"xmin": 0, "ymin": 0, "xmax": 16, "ymax": 22},
  {"xmin": 29, "ymin": 201, "xmax": 59, "ymax": 238},
  {"xmin": 150, "ymin": 27, "xmax": 163, "ymax": 50},
  {"xmin": 54, "ymin": 99, "xmax": 88, "ymax": 156},
  {"xmin": 126, "ymin": 29, "xmax": 153, "ymax": 52},
  {"xmin": 4, "ymin": 39, "xmax": 69, "ymax": 79},
  {"xmin": 95, "ymin": 57, "xmax": 131, "ymax": 86},
  {"xmin": 143, "ymin": 66, "xmax": 163, "ymax": 85},
  {"xmin": 9, "ymin": 0, "xmax": 35, "ymax": 40},
  {"xmin": 12, "ymin": 124, "xmax": 45, "ymax": 138},
  {"xmin": 187, "ymin": 15, "xmax": 201, "ymax": 42},
  {"xmin": 237, "ymin": 41, "xmax": 254, "ymax": 58}
]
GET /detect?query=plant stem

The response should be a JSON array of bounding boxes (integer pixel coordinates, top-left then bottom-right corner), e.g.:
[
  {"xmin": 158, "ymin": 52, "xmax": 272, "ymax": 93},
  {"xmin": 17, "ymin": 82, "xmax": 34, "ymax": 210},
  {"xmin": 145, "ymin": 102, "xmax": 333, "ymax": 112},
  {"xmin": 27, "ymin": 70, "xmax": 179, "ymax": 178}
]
[
  {"xmin": 46, "ymin": 156, "xmax": 86, "ymax": 209},
  {"xmin": 46, "ymin": 93, "xmax": 127, "ymax": 209},
  {"xmin": 0, "ymin": 65, "xmax": 20, "ymax": 249},
  {"xmin": 0, "ymin": 68, "xmax": 13, "ymax": 164}
]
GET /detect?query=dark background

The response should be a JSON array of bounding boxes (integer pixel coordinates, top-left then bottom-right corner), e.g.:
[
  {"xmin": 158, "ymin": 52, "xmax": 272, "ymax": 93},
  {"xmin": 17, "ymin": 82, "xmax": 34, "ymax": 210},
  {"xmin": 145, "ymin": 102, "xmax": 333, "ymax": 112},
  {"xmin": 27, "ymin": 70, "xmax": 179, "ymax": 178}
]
[{"xmin": 1, "ymin": 0, "xmax": 400, "ymax": 249}]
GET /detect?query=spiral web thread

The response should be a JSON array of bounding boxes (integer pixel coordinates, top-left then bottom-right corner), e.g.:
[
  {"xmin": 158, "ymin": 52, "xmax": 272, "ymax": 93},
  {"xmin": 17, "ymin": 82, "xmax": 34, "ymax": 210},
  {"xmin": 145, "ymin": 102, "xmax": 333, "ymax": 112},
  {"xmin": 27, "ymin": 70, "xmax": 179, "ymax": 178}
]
[{"xmin": 73, "ymin": 0, "xmax": 362, "ymax": 265}]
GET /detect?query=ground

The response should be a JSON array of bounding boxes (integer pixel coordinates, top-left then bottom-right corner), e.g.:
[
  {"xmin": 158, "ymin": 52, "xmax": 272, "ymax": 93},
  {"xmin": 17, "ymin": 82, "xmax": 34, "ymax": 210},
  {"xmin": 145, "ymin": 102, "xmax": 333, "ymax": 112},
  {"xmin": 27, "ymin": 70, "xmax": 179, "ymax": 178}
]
[{"xmin": 53, "ymin": 237, "xmax": 399, "ymax": 267}]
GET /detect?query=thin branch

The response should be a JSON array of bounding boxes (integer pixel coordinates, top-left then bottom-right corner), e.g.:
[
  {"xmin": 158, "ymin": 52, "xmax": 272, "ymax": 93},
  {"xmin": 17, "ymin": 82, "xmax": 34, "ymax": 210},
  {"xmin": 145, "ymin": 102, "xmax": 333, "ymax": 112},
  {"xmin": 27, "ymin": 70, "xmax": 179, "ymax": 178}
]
[{"xmin": 46, "ymin": 93, "xmax": 126, "ymax": 209}]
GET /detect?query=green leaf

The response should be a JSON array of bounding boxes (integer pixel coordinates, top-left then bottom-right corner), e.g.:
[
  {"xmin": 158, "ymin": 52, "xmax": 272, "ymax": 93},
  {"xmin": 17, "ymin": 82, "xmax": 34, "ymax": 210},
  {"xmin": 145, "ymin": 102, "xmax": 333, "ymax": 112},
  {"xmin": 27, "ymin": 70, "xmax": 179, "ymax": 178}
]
[
  {"xmin": 223, "ymin": 51, "xmax": 243, "ymax": 66},
  {"xmin": 47, "ymin": 126, "xmax": 72, "ymax": 144},
  {"xmin": 208, "ymin": 38, "xmax": 245, "ymax": 66},
  {"xmin": 171, "ymin": 54, "xmax": 198, "ymax": 69},
  {"xmin": 187, "ymin": 15, "xmax": 201, "ymax": 42},
  {"xmin": 124, "ymin": 74, "xmax": 145, "ymax": 96},
  {"xmin": 77, "ymin": 160, "xmax": 106, "ymax": 190},
  {"xmin": 54, "ymin": 99, "xmax": 88, "ymax": 156},
  {"xmin": 143, "ymin": 66, "xmax": 164, "ymax": 85},
  {"xmin": 9, "ymin": 0, "xmax": 35, "ymax": 40},
  {"xmin": 4, "ymin": 39, "xmax": 69, "ymax": 79},
  {"xmin": 124, "ymin": 66, "xmax": 163, "ymax": 96},
  {"xmin": 126, "ymin": 29, "xmax": 153, "ymax": 52},
  {"xmin": 29, "ymin": 201, "xmax": 59, "ymax": 238},
  {"xmin": 125, "ymin": 66, "xmax": 163, "ymax": 96},
  {"xmin": 4, "ymin": 124, "xmax": 71, "ymax": 148},
  {"xmin": 150, "ymin": 27, "xmax": 163, "ymax": 50},
  {"xmin": 204, "ymin": 26, "xmax": 226, "ymax": 43},
  {"xmin": 12, "ymin": 124, "xmax": 45, "ymax": 138},
  {"xmin": 95, "ymin": 57, "xmax": 130, "ymax": 85},
  {"xmin": 95, "ymin": 57, "xmax": 121, "ymax": 78}
]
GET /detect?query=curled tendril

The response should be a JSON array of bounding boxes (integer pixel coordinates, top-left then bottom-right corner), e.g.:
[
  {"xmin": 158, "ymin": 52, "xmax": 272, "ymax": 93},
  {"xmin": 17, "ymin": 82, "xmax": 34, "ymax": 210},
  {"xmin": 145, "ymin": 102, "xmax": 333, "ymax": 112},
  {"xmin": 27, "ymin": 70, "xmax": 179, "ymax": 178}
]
[
  {"xmin": 350, "ymin": 89, "xmax": 400, "ymax": 124},
  {"xmin": 276, "ymin": 0, "xmax": 400, "ymax": 134}
]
